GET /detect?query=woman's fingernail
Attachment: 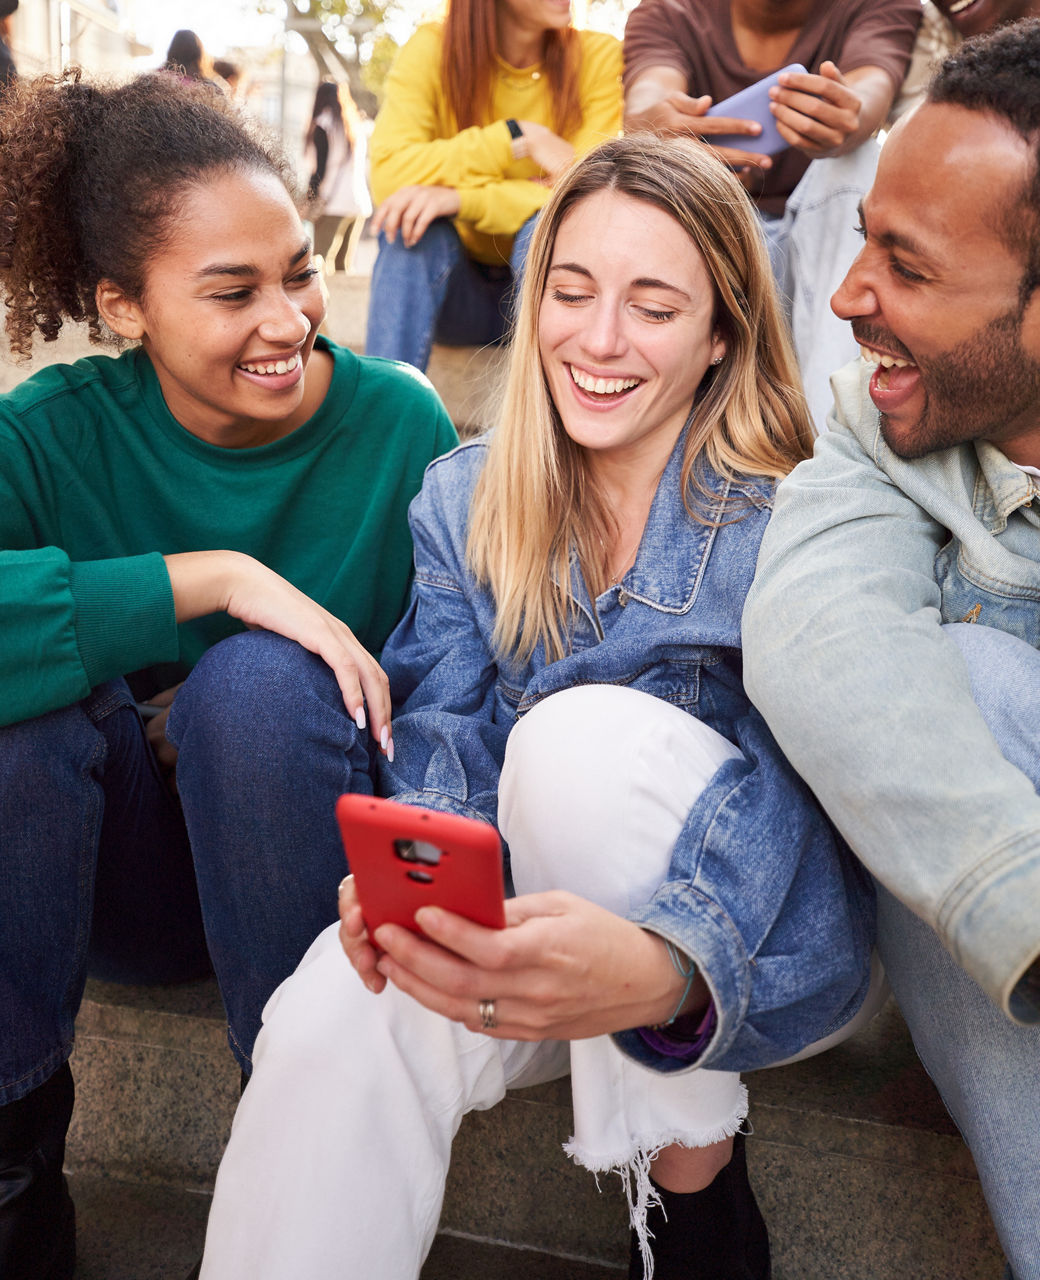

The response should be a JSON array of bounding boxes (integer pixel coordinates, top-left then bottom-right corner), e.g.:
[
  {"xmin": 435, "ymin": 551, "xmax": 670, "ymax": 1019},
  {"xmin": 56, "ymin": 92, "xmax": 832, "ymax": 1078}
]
[
  {"xmin": 355, "ymin": 705, "xmax": 367, "ymax": 731},
  {"xmin": 387, "ymin": 738, "xmax": 395, "ymax": 764},
  {"xmin": 380, "ymin": 726, "xmax": 389, "ymax": 750}
]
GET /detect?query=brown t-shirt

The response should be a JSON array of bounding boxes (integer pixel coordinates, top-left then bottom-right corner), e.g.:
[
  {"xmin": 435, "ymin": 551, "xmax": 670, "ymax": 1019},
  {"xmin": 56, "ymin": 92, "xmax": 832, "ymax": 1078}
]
[{"xmin": 623, "ymin": 0, "xmax": 921, "ymax": 215}]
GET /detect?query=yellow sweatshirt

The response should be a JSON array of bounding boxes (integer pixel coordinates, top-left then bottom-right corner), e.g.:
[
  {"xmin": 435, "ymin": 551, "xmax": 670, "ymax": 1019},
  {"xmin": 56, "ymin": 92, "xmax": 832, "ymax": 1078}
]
[{"xmin": 370, "ymin": 23, "xmax": 622, "ymax": 265}]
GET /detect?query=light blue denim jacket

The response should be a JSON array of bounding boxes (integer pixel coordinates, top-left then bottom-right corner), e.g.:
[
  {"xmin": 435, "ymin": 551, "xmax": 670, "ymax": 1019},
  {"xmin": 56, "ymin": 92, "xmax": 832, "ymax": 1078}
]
[
  {"xmin": 744, "ymin": 360, "xmax": 1040, "ymax": 1024},
  {"xmin": 378, "ymin": 434, "xmax": 874, "ymax": 1073}
]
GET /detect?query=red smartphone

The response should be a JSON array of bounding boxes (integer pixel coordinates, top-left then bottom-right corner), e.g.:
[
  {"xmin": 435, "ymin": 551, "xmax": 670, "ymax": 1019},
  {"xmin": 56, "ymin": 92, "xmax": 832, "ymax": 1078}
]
[
  {"xmin": 336, "ymin": 794, "xmax": 506, "ymax": 934},
  {"xmin": 705, "ymin": 64, "xmax": 808, "ymax": 156}
]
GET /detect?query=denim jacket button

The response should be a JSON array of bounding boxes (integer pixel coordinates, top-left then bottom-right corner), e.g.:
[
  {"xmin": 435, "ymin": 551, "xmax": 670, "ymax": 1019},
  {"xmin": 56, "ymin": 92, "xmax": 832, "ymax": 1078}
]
[{"xmin": 617, "ymin": 588, "xmax": 629, "ymax": 607}]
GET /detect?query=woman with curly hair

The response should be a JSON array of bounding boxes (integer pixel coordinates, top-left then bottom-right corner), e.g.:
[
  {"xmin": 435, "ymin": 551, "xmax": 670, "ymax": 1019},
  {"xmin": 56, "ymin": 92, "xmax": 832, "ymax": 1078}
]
[
  {"xmin": 0, "ymin": 70, "xmax": 455, "ymax": 1279},
  {"xmin": 198, "ymin": 135, "xmax": 880, "ymax": 1280},
  {"xmin": 364, "ymin": 0, "xmax": 622, "ymax": 372}
]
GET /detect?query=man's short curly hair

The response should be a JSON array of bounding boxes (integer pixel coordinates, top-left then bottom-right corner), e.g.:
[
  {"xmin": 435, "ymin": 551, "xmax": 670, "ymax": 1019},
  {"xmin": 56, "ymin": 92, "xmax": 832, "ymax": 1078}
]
[
  {"xmin": 930, "ymin": 18, "xmax": 1040, "ymax": 301},
  {"xmin": 0, "ymin": 69, "xmax": 296, "ymax": 358}
]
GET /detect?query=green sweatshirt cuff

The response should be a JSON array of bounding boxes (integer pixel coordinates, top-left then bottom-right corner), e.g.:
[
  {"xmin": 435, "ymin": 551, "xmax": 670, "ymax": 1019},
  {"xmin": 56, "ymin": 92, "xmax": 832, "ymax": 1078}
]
[{"xmin": 69, "ymin": 553, "xmax": 179, "ymax": 689}]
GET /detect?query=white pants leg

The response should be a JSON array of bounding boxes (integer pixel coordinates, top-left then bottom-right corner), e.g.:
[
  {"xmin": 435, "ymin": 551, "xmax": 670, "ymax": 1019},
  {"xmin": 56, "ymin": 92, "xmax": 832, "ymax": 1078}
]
[
  {"xmin": 200, "ymin": 685, "xmax": 747, "ymax": 1279},
  {"xmin": 199, "ymin": 923, "xmax": 564, "ymax": 1280},
  {"xmin": 500, "ymin": 686, "xmax": 748, "ymax": 1267}
]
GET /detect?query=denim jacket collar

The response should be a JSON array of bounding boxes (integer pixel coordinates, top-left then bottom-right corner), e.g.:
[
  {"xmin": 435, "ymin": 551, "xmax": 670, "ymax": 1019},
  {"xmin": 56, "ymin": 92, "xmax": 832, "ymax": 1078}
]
[
  {"xmin": 973, "ymin": 441, "xmax": 1037, "ymax": 535},
  {"xmin": 564, "ymin": 422, "xmax": 773, "ymax": 622}
]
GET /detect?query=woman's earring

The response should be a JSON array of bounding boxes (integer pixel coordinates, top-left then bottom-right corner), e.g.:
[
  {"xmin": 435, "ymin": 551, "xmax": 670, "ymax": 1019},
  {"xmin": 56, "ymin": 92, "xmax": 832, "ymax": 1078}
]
[{"xmin": 711, "ymin": 355, "xmax": 723, "ymax": 366}]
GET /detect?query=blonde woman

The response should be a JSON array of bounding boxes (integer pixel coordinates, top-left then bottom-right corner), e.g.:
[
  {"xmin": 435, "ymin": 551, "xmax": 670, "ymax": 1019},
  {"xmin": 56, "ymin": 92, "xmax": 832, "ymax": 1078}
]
[{"xmin": 199, "ymin": 135, "xmax": 876, "ymax": 1280}]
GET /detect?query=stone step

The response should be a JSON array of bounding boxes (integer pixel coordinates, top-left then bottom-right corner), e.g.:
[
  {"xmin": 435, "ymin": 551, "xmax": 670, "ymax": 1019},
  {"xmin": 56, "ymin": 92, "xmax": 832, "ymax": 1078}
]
[
  {"xmin": 66, "ymin": 1173, "xmax": 619, "ymax": 1280},
  {"xmin": 67, "ymin": 978, "xmax": 1004, "ymax": 1279}
]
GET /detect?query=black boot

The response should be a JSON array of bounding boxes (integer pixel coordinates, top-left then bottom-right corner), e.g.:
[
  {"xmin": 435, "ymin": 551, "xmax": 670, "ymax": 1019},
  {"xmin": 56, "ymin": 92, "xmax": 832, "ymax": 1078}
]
[
  {"xmin": 0, "ymin": 1063, "xmax": 76, "ymax": 1280},
  {"xmin": 628, "ymin": 1132, "xmax": 770, "ymax": 1280}
]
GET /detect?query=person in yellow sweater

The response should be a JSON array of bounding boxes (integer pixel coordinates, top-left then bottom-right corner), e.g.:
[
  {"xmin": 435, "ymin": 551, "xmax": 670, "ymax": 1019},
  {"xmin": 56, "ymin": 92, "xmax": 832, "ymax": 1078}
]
[{"xmin": 365, "ymin": 0, "xmax": 621, "ymax": 371}]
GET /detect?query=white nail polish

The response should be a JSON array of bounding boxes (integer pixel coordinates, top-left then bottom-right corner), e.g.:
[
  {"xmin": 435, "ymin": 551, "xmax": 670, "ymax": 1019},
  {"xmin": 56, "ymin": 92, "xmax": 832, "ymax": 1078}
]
[
  {"xmin": 387, "ymin": 739, "xmax": 395, "ymax": 764},
  {"xmin": 355, "ymin": 706, "xmax": 367, "ymax": 731},
  {"xmin": 380, "ymin": 726, "xmax": 389, "ymax": 750}
]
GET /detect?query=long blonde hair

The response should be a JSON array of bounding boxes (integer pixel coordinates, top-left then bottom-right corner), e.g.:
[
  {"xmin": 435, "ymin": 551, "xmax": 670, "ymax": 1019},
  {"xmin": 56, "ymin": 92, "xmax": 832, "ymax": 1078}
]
[{"xmin": 467, "ymin": 134, "xmax": 813, "ymax": 665}]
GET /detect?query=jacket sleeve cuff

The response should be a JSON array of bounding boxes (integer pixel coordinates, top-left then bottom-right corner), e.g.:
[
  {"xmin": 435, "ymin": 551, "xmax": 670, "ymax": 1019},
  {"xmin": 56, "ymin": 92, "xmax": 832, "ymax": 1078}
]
[
  {"xmin": 388, "ymin": 788, "xmax": 496, "ymax": 828},
  {"xmin": 612, "ymin": 884, "xmax": 752, "ymax": 1074},
  {"xmin": 69, "ymin": 553, "xmax": 178, "ymax": 690}
]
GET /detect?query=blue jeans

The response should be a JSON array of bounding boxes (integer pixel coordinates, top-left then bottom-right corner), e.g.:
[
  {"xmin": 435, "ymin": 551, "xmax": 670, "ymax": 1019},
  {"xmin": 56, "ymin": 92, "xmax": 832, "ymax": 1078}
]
[
  {"xmin": 0, "ymin": 631, "xmax": 374, "ymax": 1103},
  {"xmin": 364, "ymin": 214, "xmax": 540, "ymax": 372},
  {"xmin": 877, "ymin": 623, "xmax": 1040, "ymax": 1280}
]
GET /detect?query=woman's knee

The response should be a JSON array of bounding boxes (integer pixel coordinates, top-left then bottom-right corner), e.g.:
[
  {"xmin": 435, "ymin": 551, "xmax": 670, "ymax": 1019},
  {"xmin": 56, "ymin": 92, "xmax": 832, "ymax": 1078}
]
[
  {"xmin": 166, "ymin": 632, "xmax": 374, "ymax": 795},
  {"xmin": 169, "ymin": 631, "xmax": 342, "ymax": 740},
  {"xmin": 499, "ymin": 686, "xmax": 741, "ymax": 905}
]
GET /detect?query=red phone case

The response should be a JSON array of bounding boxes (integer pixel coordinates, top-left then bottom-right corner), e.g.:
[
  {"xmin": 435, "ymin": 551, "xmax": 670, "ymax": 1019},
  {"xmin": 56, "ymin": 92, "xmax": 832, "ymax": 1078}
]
[{"xmin": 336, "ymin": 794, "xmax": 506, "ymax": 933}]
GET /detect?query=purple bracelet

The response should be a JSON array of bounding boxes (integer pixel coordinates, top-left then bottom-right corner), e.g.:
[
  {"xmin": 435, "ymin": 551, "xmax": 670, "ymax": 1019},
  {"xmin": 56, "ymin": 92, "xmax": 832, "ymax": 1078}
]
[{"xmin": 636, "ymin": 1002, "xmax": 717, "ymax": 1061}]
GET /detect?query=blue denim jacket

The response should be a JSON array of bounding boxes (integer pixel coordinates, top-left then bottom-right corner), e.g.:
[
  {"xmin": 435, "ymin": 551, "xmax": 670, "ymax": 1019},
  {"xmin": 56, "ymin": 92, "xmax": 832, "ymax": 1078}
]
[
  {"xmin": 744, "ymin": 360, "xmax": 1040, "ymax": 1023},
  {"xmin": 378, "ymin": 435, "xmax": 874, "ymax": 1072}
]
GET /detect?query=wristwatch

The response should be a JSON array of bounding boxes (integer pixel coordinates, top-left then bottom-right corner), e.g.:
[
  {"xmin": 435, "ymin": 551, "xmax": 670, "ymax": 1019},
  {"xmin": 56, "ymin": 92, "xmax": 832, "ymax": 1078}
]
[{"xmin": 505, "ymin": 118, "xmax": 528, "ymax": 161}]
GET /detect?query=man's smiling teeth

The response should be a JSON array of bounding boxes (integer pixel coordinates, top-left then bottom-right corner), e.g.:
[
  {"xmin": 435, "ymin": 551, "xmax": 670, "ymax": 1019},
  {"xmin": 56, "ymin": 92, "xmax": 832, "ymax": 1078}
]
[
  {"xmin": 569, "ymin": 366, "xmax": 640, "ymax": 395},
  {"xmin": 859, "ymin": 344, "xmax": 914, "ymax": 370},
  {"xmin": 240, "ymin": 353, "xmax": 300, "ymax": 375},
  {"xmin": 946, "ymin": 0, "xmax": 977, "ymax": 13}
]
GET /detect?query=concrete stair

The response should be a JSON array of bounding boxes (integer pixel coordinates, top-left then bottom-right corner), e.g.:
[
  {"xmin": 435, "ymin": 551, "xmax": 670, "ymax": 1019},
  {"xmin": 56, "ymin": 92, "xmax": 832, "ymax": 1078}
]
[{"xmin": 65, "ymin": 976, "xmax": 1005, "ymax": 1279}]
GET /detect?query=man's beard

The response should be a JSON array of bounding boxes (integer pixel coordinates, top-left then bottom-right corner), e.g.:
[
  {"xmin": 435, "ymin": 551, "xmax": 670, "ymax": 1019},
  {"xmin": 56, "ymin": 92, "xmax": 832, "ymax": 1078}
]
[{"xmin": 874, "ymin": 305, "xmax": 1040, "ymax": 459}]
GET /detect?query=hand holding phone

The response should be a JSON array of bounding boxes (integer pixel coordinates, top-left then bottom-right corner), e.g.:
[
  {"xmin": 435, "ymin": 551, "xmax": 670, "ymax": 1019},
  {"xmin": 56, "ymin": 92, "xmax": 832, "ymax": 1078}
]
[
  {"xmin": 336, "ymin": 794, "xmax": 506, "ymax": 935},
  {"xmin": 705, "ymin": 64, "xmax": 807, "ymax": 156}
]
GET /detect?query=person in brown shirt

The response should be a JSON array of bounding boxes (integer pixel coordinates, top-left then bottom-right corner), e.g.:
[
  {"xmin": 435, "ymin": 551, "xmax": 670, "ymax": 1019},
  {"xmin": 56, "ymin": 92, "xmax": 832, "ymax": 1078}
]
[
  {"xmin": 623, "ymin": 0, "xmax": 921, "ymax": 434},
  {"xmin": 622, "ymin": 0, "xmax": 920, "ymax": 217}
]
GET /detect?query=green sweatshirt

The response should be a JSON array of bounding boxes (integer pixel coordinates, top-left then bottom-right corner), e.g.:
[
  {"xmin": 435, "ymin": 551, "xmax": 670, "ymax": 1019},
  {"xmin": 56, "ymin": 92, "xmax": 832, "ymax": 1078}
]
[{"xmin": 0, "ymin": 337, "xmax": 457, "ymax": 727}]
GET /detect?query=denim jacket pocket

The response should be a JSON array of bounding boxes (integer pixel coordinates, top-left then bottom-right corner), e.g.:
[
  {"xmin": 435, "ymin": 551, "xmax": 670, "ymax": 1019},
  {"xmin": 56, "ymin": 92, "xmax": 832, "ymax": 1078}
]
[{"xmin": 937, "ymin": 542, "xmax": 1040, "ymax": 644}]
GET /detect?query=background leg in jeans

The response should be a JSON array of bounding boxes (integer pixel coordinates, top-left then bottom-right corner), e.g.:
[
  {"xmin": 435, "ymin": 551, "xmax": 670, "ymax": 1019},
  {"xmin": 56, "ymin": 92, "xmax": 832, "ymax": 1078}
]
[
  {"xmin": 365, "ymin": 215, "xmax": 540, "ymax": 372},
  {"xmin": 877, "ymin": 622, "xmax": 1040, "ymax": 1280}
]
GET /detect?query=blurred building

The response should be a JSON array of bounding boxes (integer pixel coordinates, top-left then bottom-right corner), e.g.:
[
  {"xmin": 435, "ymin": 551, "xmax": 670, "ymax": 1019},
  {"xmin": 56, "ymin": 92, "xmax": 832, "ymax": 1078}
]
[{"xmin": 10, "ymin": 0, "xmax": 151, "ymax": 76}]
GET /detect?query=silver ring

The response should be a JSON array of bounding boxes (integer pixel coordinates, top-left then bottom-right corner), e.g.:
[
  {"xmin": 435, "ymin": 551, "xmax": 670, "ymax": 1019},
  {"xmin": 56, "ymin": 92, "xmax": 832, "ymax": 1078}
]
[{"xmin": 478, "ymin": 999, "xmax": 497, "ymax": 1030}]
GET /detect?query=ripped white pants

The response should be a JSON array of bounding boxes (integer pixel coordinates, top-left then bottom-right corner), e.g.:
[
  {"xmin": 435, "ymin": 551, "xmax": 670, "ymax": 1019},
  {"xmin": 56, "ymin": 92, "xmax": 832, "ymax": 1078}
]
[{"xmin": 199, "ymin": 686, "xmax": 748, "ymax": 1280}]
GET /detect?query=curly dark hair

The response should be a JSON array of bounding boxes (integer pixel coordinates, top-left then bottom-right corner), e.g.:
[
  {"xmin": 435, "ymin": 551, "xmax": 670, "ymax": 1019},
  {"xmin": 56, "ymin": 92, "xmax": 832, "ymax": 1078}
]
[
  {"xmin": 0, "ymin": 68, "xmax": 297, "ymax": 358},
  {"xmin": 930, "ymin": 18, "xmax": 1040, "ymax": 299}
]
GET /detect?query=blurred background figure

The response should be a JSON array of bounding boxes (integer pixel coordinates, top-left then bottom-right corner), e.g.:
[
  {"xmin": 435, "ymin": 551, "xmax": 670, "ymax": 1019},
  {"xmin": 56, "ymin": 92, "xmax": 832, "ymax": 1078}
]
[
  {"xmin": 303, "ymin": 80, "xmax": 372, "ymax": 275},
  {"xmin": 0, "ymin": 0, "xmax": 16, "ymax": 99},
  {"xmin": 163, "ymin": 28, "xmax": 215, "ymax": 87},
  {"xmin": 212, "ymin": 57, "xmax": 242, "ymax": 98},
  {"xmin": 364, "ymin": 0, "xmax": 622, "ymax": 373}
]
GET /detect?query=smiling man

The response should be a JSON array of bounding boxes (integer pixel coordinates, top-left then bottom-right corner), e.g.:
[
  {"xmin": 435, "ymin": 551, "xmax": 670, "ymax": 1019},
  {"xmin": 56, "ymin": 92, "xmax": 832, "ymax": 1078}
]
[{"xmin": 743, "ymin": 22, "xmax": 1040, "ymax": 1277}]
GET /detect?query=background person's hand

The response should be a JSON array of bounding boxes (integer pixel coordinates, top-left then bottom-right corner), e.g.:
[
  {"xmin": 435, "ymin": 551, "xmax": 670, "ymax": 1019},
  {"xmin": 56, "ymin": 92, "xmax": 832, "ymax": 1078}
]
[
  {"xmin": 769, "ymin": 62, "xmax": 863, "ymax": 158},
  {"xmin": 624, "ymin": 91, "xmax": 771, "ymax": 180},
  {"xmin": 371, "ymin": 185, "xmax": 462, "ymax": 248},
  {"xmin": 369, "ymin": 889, "xmax": 709, "ymax": 1040},
  {"xmin": 513, "ymin": 121, "xmax": 575, "ymax": 182},
  {"xmin": 144, "ymin": 683, "xmax": 183, "ymax": 793}
]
